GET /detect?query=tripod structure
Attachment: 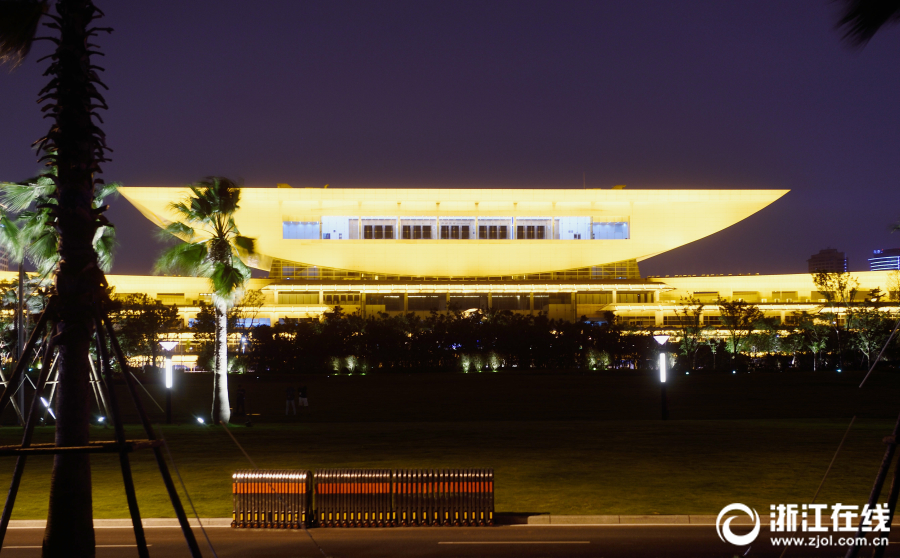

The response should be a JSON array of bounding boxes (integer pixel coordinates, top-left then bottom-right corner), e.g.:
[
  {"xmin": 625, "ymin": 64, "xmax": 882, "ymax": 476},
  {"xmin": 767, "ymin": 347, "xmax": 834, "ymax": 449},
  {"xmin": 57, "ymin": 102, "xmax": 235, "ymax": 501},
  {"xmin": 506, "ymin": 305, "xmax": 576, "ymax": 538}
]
[{"xmin": 0, "ymin": 298, "xmax": 202, "ymax": 557}]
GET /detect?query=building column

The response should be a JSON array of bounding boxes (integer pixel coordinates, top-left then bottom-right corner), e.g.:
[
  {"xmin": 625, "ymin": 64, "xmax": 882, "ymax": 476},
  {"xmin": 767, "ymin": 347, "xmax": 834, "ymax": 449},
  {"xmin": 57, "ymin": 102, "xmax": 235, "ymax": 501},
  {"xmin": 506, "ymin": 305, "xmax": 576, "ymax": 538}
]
[
  {"xmin": 403, "ymin": 292, "xmax": 408, "ymax": 312},
  {"xmin": 487, "ymin": 293, "xmax": 492, "ymax": 309},
  {"xmin": 655, "ymin": 310, "xmax": 663, "ymax": 326},
  {"xmin": 529, "ymin": 292, "xmax": 534, "ymax": 315},
  {"xmin": 318, "ymin": 289, "xmax": 324, "ymax": 305},
  {"xmin": 611, "ymin": 290, "xmax": 617, "ymax": 304}
]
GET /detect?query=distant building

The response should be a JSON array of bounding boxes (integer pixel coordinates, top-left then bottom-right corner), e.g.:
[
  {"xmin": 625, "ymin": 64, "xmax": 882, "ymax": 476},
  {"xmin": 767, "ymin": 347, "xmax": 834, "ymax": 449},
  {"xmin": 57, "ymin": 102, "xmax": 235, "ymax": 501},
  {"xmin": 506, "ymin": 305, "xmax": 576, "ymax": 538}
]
[
  {"xmin": 0, "ymin": 248, "xmax": 8, "ymax": 272},
  {"xmin": 807, "ymin": 248, "xmax": 847, "ymax": 273},
  {"xmin": 869, "ymin": 249, "xmax": 900, "ymax": 272}
]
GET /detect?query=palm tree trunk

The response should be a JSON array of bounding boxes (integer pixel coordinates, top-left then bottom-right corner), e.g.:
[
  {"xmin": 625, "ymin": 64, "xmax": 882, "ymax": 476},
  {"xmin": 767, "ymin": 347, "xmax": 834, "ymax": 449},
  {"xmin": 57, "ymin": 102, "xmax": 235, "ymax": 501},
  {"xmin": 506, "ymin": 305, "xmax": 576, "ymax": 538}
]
[
  {"xmin": 42, "ymin": 1, "xmax": 107, "ymax": 555},
  {"xmin": 212, "ymin": 298, "xmax": 231, "ymax": 424},
  {"xmin": 43, "ymin": 334, "xmax": 95, "ymax": 557}
]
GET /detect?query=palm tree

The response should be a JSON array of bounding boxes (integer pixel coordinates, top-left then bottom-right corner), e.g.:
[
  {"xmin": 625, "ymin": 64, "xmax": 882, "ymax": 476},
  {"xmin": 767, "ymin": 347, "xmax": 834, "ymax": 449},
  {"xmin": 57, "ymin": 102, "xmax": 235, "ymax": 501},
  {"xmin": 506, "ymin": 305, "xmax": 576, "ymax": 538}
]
[
  {"xmin": 2, "ymin": 1, "xmax": 113, "ymax": 555},
  {"xmin": 155, "ymin": 177, "xmax": 255, "ymax": 425},
  {"xmin": 1, "ymin": 170, "xmax": 119, "ymax": 278}
]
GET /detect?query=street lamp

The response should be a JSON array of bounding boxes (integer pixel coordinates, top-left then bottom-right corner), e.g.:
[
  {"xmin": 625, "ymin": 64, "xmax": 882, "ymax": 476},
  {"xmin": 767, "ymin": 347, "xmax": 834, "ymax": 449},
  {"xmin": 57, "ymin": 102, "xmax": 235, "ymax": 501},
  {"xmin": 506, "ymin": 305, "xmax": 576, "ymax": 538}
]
[
  {"xmin": 160, "ymin": 341, "xmax": 178, "ymax": 424},
  {"xmin": 653, "ymin": 335, "xmax": 669, "ymax": 420}
]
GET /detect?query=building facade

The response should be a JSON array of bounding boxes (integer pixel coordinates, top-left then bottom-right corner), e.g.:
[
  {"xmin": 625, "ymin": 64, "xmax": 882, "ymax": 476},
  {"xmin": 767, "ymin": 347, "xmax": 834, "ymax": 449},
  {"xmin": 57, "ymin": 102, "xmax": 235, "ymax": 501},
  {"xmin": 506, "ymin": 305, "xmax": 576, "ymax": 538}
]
[
  {"xmin": 869, "ymin": 249, "xmax": 900, "ymax": 272},
  {"xmin": 807, "ymin": 248, "xmax": 847, "ymax": 273}
]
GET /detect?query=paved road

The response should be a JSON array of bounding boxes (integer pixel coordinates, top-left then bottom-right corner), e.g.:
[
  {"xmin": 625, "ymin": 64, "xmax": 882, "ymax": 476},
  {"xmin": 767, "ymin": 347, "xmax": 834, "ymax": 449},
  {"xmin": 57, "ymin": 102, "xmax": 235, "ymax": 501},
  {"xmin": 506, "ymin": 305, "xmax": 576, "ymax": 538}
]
[{"xmin": 3, "ymin": 525, "xmax": 897, "ymax": 557}]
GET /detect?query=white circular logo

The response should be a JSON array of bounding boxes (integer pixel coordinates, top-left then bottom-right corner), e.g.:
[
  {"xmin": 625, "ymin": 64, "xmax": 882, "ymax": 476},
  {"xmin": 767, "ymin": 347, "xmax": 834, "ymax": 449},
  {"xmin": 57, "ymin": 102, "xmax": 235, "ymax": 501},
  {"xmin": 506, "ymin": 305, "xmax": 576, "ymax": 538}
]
[{"xmin": 716, "ymin": 503, "xmax": 760, "ymax": 546}]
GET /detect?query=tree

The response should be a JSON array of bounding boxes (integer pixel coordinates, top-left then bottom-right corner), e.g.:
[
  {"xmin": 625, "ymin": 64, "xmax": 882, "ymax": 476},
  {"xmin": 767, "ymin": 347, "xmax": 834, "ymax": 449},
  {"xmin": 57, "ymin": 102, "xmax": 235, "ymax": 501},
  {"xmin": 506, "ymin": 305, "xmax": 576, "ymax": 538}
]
[
  {"xmin": 155, "ymin": 178, "xmax": 256, "ymax": 424},
  {"xmin": 717, "ymin": 297, "xmax": 764, "ymax": 368},
  {"xmin": 796, "ymin": 311, "xmax": 829, "ymax": 371},
  {"xmin": 848, "ymin": 305, "xmax": 892, "ymax": 370},
  {"xmin": 2, "ymin": 1, "xmax": 115, "ymax": 554},
  {"xmin": 674, "ymin": 296, "xmax": 705, "ymax": 370},
  {"xmin": 813, "ymin": 270, "xmax": 859, "ymax": 368},
  {"xmin": 108, "ymin": 293, "xmax": 181, "ymax": 369},
  {"xmin": 0, "ymin": 168, "xmax": 119, "ymax": 278}
]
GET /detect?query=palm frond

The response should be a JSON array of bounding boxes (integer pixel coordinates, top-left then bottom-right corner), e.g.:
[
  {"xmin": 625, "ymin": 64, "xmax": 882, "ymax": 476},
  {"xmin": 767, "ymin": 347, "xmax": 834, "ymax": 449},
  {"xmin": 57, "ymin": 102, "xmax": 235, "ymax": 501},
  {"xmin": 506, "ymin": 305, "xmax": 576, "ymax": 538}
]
[
  {"xmin": 25, "ymin": 227, "xmax": 59, "ymax": 276},
  {"xmin": 0, "ymin": 0, "xmax": 47, "ymax": 69},
  {"xmin": 159, "ymin": 220, "xmax": 196, "ymax": 242},
  {"xmin": 0, "ymin": 213, "xmax": 24, "ymax": 262},
  {"xmin": 209, "ymin": 260, "xmax": 251, "ymax": 304},
  {"xmin": 93, "ymin": 181, "xmax": 121, "ymax": 207},
  {"xmin": 155, "ymin": 241, "xmax": 210, "ymax": 276},
  {"xmin": 93, "ymin": 225, "xmax": 116, "ymax": 272},
  {"xmin": 838, "ymin": 0, "xmax": 900, "ymax": 46},
  {"xmin": 232, "ymin": 235, "xmax": 256, "ymax": 258},
  {"xmin": 0, "ymin": 180, "xmax": 43, "ymax": 212}
]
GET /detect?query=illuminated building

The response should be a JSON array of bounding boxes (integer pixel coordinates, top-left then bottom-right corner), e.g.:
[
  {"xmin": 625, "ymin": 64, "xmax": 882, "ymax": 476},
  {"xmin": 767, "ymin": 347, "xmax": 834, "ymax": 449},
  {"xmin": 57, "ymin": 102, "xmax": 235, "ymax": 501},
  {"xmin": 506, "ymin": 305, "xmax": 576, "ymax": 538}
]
[
  {"xmin": 869, "ymin": 249, "xmax": 900, "ymax": 272},
  {"xmin": 9, "ymin": 184, "xmax": 899, "ymax": 366}
]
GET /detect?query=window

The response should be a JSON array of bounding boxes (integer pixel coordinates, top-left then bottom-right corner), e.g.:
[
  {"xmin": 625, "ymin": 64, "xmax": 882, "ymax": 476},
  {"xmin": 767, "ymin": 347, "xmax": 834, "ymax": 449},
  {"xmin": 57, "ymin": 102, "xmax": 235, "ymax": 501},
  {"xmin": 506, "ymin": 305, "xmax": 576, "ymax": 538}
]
[
  {"xmin": 402, "ymin": 225, "xmax": 411, "ymax": 239},
  {"xmin": 489, "ymin": 225, "xmax": 497, "ymax": 239},
  {"xmin": 536, "ymin": 226, "xmax": 545, "ymax": 239},
  {"xmin": 527, "ymin": 226, "xmax": 535, "ymax": 239},
  {"xmin": 499, "ymin": 226, "xmax": 507, "ymax": 239},
  {"xmin": 384, "ymin": 225, "xmax": 393, "ymax": 239},
  {"xmin": 479, "ymin": 226, "xmax": 487, "ymax": 239},
  {"xmin": 413, "ymin": 225, "xmax": 422, "ymax": 239},
  {"xmin": 364, "ymin": 225, "xmax": 373, "ymax": 239},
  {"xmin": 373, "ymin": 225, "xmax": 383, "ymax": 239},
  {"xmin": 282, "ymin": 221, "xmax": 319, "ymax": 240},
  {"xmin": 451, "ymin": 226, "xmax": 460, "ymax": 239},
  {"xmin": 517, "ymin": 225, "xmax": 524, "ymax": 239},
  {"xmin": 422, "ymin": 226, "xmax": 432, "ymax": 239},
  {"xmin": 592, "ymin": 222, "xmax": 629, "ymax": 239},
  {"xmin": 441, "ymin": 225, "xmax": 450, "ymax": 239},
  {"xmin": 461, "ymin": 225, "xmax": 469, "ymax": 238}
]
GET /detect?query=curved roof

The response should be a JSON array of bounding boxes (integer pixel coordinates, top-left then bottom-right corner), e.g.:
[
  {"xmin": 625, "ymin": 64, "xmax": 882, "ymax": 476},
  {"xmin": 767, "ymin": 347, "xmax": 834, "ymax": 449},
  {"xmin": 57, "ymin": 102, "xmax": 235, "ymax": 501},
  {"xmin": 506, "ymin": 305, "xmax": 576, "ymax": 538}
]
[{"xmin": 120, "ymin": 187, "xmax": 787, "ymax": 277}]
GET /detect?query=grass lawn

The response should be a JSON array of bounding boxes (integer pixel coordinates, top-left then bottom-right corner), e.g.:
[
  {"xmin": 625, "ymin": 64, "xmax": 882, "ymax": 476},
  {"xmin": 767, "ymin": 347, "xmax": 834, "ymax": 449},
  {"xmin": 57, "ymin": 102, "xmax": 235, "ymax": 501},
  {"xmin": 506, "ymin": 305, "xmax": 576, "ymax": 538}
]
[{"xmin": 0, "ymin": 369, "xmax": 898, "ymax": 519}]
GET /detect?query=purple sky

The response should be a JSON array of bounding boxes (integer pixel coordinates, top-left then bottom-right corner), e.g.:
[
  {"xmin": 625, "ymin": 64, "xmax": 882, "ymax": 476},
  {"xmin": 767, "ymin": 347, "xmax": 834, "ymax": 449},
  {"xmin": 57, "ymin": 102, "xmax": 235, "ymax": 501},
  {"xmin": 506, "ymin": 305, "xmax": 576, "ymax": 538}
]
[{"xmin": 1, "ymin": 1, "xmax": 899, "ymax": 277}]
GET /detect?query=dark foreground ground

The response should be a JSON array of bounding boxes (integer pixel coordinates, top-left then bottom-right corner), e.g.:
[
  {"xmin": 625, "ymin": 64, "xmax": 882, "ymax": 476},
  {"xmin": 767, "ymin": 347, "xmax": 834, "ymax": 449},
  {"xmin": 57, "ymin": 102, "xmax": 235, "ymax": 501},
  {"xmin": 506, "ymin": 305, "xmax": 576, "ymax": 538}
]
[
  {"xmin": 4, "ymin": 524, "xmax": 897, "ymax": 558},
  {"xmin": 0, "ymin": 369, "xmax": 898, "ymax": 519}
]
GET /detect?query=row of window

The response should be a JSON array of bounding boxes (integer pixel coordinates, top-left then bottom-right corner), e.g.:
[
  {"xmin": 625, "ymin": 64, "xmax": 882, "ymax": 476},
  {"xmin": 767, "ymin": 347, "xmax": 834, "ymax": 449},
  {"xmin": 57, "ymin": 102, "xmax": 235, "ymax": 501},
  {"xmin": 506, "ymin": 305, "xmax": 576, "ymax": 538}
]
[
  {"xmin": 362, "ymin": 224, "xmax": 549, "ymax": 240},
  {"xmin": 283, "ymin": 218, "xmax": 629, "ymax": 240}
]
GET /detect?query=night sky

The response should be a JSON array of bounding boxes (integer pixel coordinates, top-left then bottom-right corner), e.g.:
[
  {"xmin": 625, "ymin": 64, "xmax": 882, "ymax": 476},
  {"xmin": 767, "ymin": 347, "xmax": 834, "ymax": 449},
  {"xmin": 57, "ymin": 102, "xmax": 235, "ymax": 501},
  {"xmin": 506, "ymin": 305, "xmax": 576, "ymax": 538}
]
[{"xmin": 1, "ymin": 1, "xmax": 898, "ymax": 277}]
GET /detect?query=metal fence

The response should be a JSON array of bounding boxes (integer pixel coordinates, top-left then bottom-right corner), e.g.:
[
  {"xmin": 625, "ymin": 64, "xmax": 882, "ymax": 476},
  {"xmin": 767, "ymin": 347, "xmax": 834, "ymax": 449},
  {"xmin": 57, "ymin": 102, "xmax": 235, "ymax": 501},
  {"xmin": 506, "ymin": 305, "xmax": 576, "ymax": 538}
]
[
  {"xmin": 394, "ymin": 469, "xmax": 494, "ymax": 526},
  {"xmin": 232, "ymin": 468, "xmax": 493, "ymax": 528},
  {"xmin": 232, "ymin": 469, "xmax": 312, "ymax": 528},
  {"xmin": 316, "ymin": 468, "xmax": 393, "ymax": 527}
]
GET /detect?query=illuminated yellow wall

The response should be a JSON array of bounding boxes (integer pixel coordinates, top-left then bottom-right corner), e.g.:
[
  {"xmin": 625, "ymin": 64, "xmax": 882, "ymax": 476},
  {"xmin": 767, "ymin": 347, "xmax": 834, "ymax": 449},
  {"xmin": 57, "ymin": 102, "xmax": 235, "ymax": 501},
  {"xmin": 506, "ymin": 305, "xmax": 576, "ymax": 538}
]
[{"xmin": 120, "ymin": 187, "xmax": 787, "ymax": 277}]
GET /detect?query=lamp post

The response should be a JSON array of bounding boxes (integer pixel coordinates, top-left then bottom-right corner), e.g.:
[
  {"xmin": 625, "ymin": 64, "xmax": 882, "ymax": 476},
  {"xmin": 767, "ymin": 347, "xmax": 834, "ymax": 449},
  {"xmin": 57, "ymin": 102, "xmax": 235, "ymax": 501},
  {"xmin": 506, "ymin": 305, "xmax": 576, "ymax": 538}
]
[
  {"xmin": 160, "ymin": 341, "xmax": 178, "ymax": 424},
  {"xmin": 653, "ymin": 335, "xmax": 669, "ymax": 420}
]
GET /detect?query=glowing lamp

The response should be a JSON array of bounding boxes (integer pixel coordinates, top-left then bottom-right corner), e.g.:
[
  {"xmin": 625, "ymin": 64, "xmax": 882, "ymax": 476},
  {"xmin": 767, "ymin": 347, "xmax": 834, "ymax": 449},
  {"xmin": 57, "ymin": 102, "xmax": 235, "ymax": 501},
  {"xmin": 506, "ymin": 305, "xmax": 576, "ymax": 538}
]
[{"xmin": 160, "ymin": 341, "xmax": 178, "ymax": 389}]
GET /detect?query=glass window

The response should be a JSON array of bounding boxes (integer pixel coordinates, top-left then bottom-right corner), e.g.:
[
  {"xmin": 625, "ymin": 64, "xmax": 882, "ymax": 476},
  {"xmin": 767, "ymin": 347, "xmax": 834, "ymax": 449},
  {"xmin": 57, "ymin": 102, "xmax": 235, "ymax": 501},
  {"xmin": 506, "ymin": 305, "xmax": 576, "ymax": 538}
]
[
  {"xmin": 384, "ymin": 225, "xmax": 393, "ymax": 239},
  {"xmin": 479, "ymin": 226, "xmax": 487, "ymax": 239},
  {"xmin": 517, "ymin": 225, "xmax": 524, "ymax": 239},
  {"xmin": 461, "ymin": 225, "xmax": 469, "ymax": 238},
  {"xmin": 527, "ymin": 225, "xmax": 535, "ymax": 239},
  {"xmin": 422, "ymin": 225, "xmax": 432, "ymax": 239},
  {"xmin": 441, "ymin": 225, "xmax": 450, "ymax": 239},
  {"xmin": 402, "ymin": 225, "xmax": 411, "ymax": 239},
  {"xmin": 536, "ymin": 226, "xmax": 545, "ymax": 239},
  {"xmin": 374, "ymin": 225, "xmax": 383, "ymax": 239},
  {"xmin": 499, "ymin": 225, "xmax": 508, "ymax": 239},
  {"xmin": 413, "ymin": 225, "xmax": 422, "ymax": 239},
  {"xmin": 364, "ymin": 225, "xmax": 373, "ymax": 239},
  {"xmin": 451, "ymin": 225, "xmax": 459, "ymax": 239}
]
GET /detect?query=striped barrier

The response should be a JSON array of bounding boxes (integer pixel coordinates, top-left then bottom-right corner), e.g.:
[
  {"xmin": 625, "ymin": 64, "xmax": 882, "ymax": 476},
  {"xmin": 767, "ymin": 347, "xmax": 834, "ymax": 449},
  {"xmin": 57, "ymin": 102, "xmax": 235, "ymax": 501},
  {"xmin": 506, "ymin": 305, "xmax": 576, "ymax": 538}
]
[
  {"xmin": 231, "ymin": 468, "xmax": 493, "ymax": 528},
  {"xmin": 232, "ymin": 469, "xmax": 312, "ymax": 528},
  {"xmin": 316, "ymin": 469, "xmax": 393, "ymax": 527},
  {"xmin": 394, "ymin": 469, "xmax": 493, "ymax": 526}
]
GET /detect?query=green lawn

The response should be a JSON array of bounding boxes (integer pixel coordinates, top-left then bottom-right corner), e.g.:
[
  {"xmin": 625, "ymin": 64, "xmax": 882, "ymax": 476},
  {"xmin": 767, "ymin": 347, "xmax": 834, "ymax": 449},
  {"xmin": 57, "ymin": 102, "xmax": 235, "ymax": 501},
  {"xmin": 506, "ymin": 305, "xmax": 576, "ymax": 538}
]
[{"xmin": 0, "ymin": 369, "xmax": 898, "ymax": 519}]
